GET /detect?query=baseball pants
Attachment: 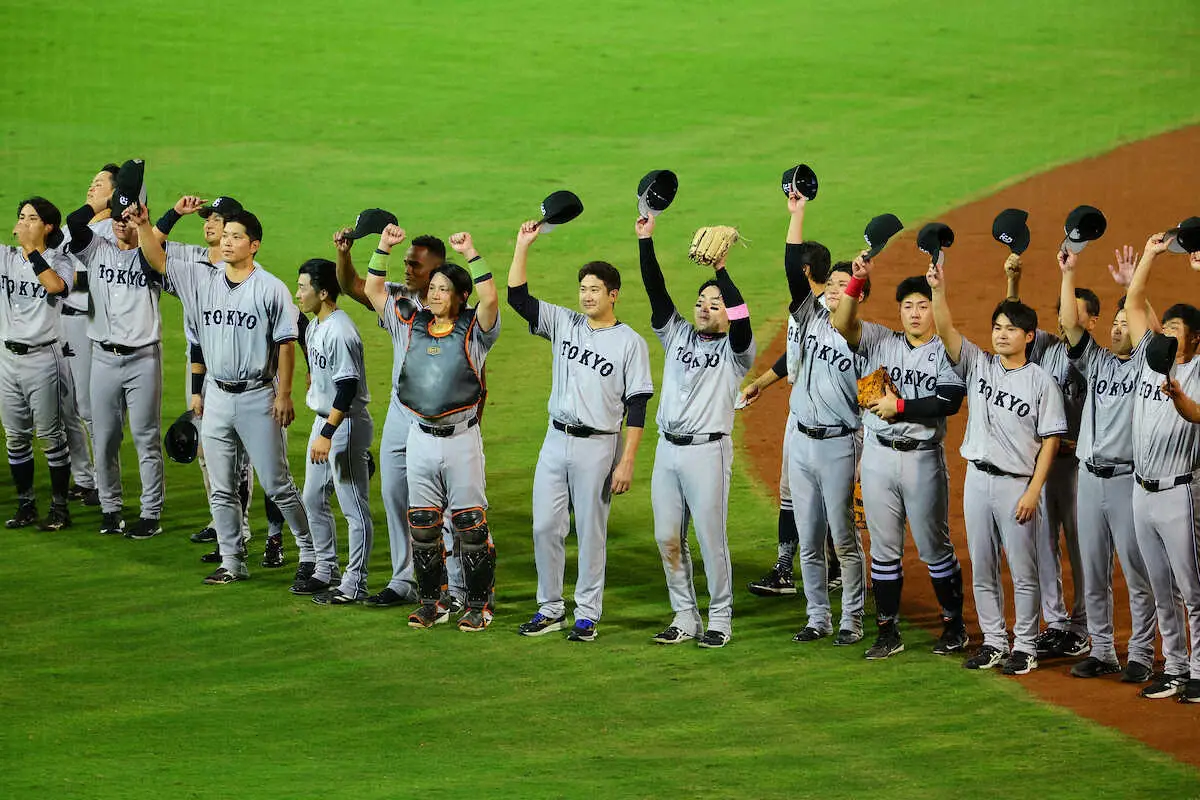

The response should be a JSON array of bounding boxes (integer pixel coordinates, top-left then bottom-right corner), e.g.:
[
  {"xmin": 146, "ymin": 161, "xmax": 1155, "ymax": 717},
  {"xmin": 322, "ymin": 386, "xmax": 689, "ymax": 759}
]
[
  {"xmin": 1038, "ymin": 455, "xmax": 1087, "ymax": 635},
  {"xmin": 1132, "ymin": 478, "xmax": 1199, "ymax": 677},
  {"xmin": 532, "ymin": 424, "xmax": 621, "ymax": 623},
  {"xmin": 0, "ymin": 345, "xmax": 72, "ymax": 502},
  {"xmin": 1077, "ymin": 467, "xmax": 1157, "ymax": 667},
  {"xmin": 90, "ymin": 343, "xmax": 164, "ymax": 518},
  {"xmin": 303, "ymin": 410, "xmax": 374, "ymax": 595},
  {"xmin": 652, "ymin": 436, "xmax": 735, "ymax": 636},
  {"xmin": 61, "ymin": 313, "xmax": 96, "ymax": 490},
  {"xmin": 186, "ymin": 354, "xmax": 252, "ymax": 538},
  {"xmin": 963, "ymin": 464, "xmax": 1043, "ymax": 656}
]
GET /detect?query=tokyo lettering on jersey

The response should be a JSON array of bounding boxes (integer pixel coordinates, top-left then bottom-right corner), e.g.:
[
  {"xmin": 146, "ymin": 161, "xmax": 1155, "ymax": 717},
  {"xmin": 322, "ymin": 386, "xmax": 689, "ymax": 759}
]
[
  {"xmin": 74, "ymin": 236, "xmax": 163, "ymax": 347},
  {"xmin": 653, "ymin": 311, "xmax": 755, "ymax": 436},
  {"xmin": 856, "ymin": 321, "xmax": 964, "ymax": 442},
  {"xmin": 1031, "ymin": 329, "xmax": 1086, "ymax": 442},
  {"xmin": 785, "ymin": 314, "xmax": 801, "ymax": 384},
  {"xmin": 1069, "ymin": 330, "xmax": 1147, "ymax": 465},
  {"xmin": 60, "ymin": 217, "xmax": 114, "ymax": 313},
  {"xmin": 1132, "ymin": 352, "xmax": 1200, "ymax": 479},
  {"xmin": 0, "ymin": 246, "xmax": 74, "ymax": 344},
  {"xmin": 305, "ymin": 308, "xmax": 369, "ymax": 417},
  {"xmin": 789, "ymin": 294, "xmax": 867, "ymax": 430}
]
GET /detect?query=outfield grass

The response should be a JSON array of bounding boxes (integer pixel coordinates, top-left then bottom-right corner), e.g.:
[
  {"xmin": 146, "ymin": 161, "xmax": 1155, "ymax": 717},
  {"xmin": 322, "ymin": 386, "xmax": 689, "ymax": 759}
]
[{"xmin": 2, "ymin": 1, "xmax": 1199, "ymax": 797}]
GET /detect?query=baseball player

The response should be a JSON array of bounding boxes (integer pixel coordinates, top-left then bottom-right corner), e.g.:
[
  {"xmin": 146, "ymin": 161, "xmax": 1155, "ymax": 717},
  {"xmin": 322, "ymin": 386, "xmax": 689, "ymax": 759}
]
[
  {"xmin": 292, "ymin": 258, "xmax": 374, "ymax": 604},
  {"xmin": 508, "ymin": 220, "xmax": 654, "ymax": 642},
  {"xmin": 335, "ymin": 225, "xmax": 466, "ymax": 609},
  {"xmin": 830, "ymin": 258, "xmax": 968, "ymax": 659},
  {"xmin": 64, "ymin": 194, "xmax": 167, "ymax": 539},
  {"xmin": 929, "ymin": 255, "xmax": 1066, "ymax": 676},
  {"xmin": 137, "ymin": 209, "xmax": 314, "ymax": 584},
  {"xmin": 636, "ymin": 214, "xmax": 755, "ymax": 648},
  {"xmin": 1057, "ymin": 246, "xmax": 1158, "ymax": 683},
  {"xmin": 1123, "ymin": 231, "xmax": 1200, "ymax": 703},
  {"xmin": 1, "ymin": 198, "xmax": 75, "ymax": 531},
  {"xmin": 1006, "ymin": 254, "xmax": 1091, "ymax": 659},
  {"xmin": 365, "ymin": 225, "xmax": 499, "ymax": 631},
  {"xmin": 780, "ymin": 192, "xmax": 868, "ymax": 646}
]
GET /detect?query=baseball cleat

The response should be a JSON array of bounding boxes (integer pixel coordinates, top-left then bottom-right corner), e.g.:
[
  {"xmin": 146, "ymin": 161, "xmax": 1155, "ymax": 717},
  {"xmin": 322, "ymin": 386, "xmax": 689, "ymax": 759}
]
[
  {"xmin": 1001, "ymin": 650, "xmax": 1038, "ymax": 676},
  {"xmin": 293, "ymin": 561, "xmax": 316, "ymax": 584},
  {"xmin": 6, "ymin": 502, "xmax": 38, "ymax": 529},
  {"xmin": 441, "ymin": 593, "xmax": 465, "ymax": 615},
  {"xmin": 38, "ymin": 504, "xmax": 71, "ymax": 531},
  {"xmin": 1033, "ymin": 628, "xmax": 1065, "ymax": 657},
  {"xmin": 651, "ymin": 625, "xmax": 698, "ymax": 645},
  {"xmin": 518, "ymin": 613, "xmax": 566, "ymax": 637},
  {"xmin": 200, "ymin": 548, "xmax": 221, "ymax": 564},
  {"xmin": 125, "ymin": 517, "xmax": 163, "ymax": 540},
  {"xmin": 458, "ymin": 607, "xmax": 493, "ymax": 632},
  {"xmin": 1179, "ymin": 679, "xmax": 1200, "ymax": 704},
  {"xmin": 833, "ymin": 627, "xmax": 864, "ymax": 646},
  {"xmin": 1050, "ymin": 630, "xmax": 1090, "ymax": 658},
  {"xmin": 68, "ymin": 485, "xmax": 100, "ymax": 506},
  {"xmin": 190, "ymin": 526, "xmax": 217, "ymax": 544},
  {"xmin": 202, "ymin": 567, "xmax": 248, "ymax": 585},
  {"xmin": 698, "ymin": 630, "xmax": 730, "ymax": 649},
  {"xmin": 747, "ymin": 565, "xmax": 797, "ymax": 597},
  {"xmin": 1120, "ymin": 660, "xmax": 1154, "ymax": 684},
  {"xmin": 963, "ymin": 644, "xmax": 1007, "ymax": 670},
  {"xmin": 407, "ymin": 603, "xmax": 450, "ymax": 629},
  {"xmin": 312, "ymin": 588, "xmax": 363, "ymax": 606},
  {"xmin": 865, "ymin": 623, "xmax": 904, "ymax": 660},
  {"xmin": 1070, "ymin": 656, "xmax": 1121, "ymax": 679},
  {"xmin": 261, "ymin": 534, "xmax": 285, "ymax": 568},
  {"xmin": 99, "ymin": 512, "xmax": 125, "ymax": 536},
  {"xmin": 566, "ymin": 619, "xmax": 597, "ymax": 642},
  {"xmin": 791, "ymin": 626, "xmax": 831, "ymax": 643},
  {"xmin": 932, "ymin": 621, "xmax": 969, "ymax": 655},
  {"xmin": 364, "ymin": 587, "xmax": 417, "ymax": 608},
  {"xmin": 290, "ymin": 575, "xmax": 333, "ymax": 596},
  {"xmin": 1140, "ymin": 673, "xmax": 1189, "ymax": 699}
]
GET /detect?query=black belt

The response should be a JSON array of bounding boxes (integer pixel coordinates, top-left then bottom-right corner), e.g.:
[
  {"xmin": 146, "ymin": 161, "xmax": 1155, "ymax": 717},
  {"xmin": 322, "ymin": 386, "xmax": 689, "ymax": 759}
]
[
  {"xmin": 796, "ymin": 421, "xmax": 853, "ymax": 440},
  {"xmin": 3, "ymin": 340, "xmax": 54, "ymax": 356},
  {"xmin": 1085, "ymin": 461, "xmax": 1134, "ymax": 479},
  {"xmin": 874, "ymin": 435, "xmax": 937, "ymax": 452},
  {"xmin": 553, "ymin": 420, "xmax": 613, "ymax": 438},
  {"xmin": 663, "ymin": 432, "xmax": 724, "ymax": 446},
  {"xmin": 60, "ymin": 305, "xmax": 87, "ymax": 317},
  {"xmin": 418, "ymin": 416, "xmax": 479, "ymax": 438},
  {"xmin": 98, "ymin": 342, "xmax": 142, "ymax": 356},
  {"xmin": 972, "ymin": 461, "xmax": 1028, "ymax": 479},
  {"xmin": 214, "ymin": 379, "xmax": 266, "ymax": 394},
  {"xmin": 1135, "ymin": 472, "xmax": 1194, "ymax": 493}
]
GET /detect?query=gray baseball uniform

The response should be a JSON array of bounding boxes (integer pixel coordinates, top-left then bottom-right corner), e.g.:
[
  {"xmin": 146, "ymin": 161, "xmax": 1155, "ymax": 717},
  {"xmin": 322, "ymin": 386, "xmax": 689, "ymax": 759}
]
[
  {"xmin": 165, "ymin": 253, "xmax": 311, "ymax": 577},
  {"xmin": 776, "ymin": 315, "xmax": 801, "ymax": 558},
  {"xmin": 1069, "ymin": 330, "xmax": 1157, "ymax": 668},
  {"xmin": 303, "ymin": 308, "xmax": 373, "ymax": 596},
  {"xmin": 1030, "ymin": 330, "xmax": 1087, "ymax": 636},
  {"xmin": 953, "ymin": 339, "xmax": 1067, "ymax": 656},
  {"xmin": 1131, "ymin": 351, "xmax": 1200, "ymax": 678},
  {"xmin": 72, "ymin": 235, "xmax": 164, "ymax": 519}
]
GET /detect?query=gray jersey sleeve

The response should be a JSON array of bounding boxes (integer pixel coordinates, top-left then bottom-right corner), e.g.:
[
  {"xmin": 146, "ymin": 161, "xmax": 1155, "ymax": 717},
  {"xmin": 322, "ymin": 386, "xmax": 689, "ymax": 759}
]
[
  {"xmin": 654, "ymin": 311, "xmax": 753, "ymax": 435},
  {"xmin": 1030, "ymin": 331, "xmax": 1085, "ymax": 441},
  {"xmin": 1132, "ymin": 345, "xmax": 1200, "ymax": 479}
]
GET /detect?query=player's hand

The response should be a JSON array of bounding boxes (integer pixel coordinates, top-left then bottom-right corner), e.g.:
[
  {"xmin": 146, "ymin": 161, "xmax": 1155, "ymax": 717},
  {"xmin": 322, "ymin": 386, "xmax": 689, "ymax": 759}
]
[
  {"xmin": 787, "ymin": 191, "xmax": 806, "ymax": 215},
  {"xmin": 1161, "ymin": 378, "xmax": 1184, "ymax": 400},
  {"xmin": 189, "ymin": 393, "xmax": 204, "ymax": 419},
  {"xmin": 516, "ymin": 220, "xmax": 541, "ymax": 248},
  {"xmin": 1014, "ymin": 489, "xmax": 1039, "ymax": 524},
  {"xmin": 272, "ymin": 394, "xmax": 295, "ymax": 427},
  {"xmin": 851, "ymin": 251, "xmax": 873, "ymax": 279},
  {"xmin": 333, "ymin": 227, "xmax": 354, "ymax": 253},
  {"xmin": 1004, "ymin": 253, "xmax": 1022, "ymax": 278},
  {"xmin": 379, "ymin": 224, "xmax": 406, "ymax": 253},
  {"xmin": 610, "ymin": 459, "xmax": 634, "ymax": 495},
  {"xmin": 309, "ymin": 435, "xmax": 332, "ymax": 464},
  {"xmin": 1057, "ymin": 248, "xmax": 1077, "ymax": 274},
  {"xmin": 926, "ymin": 260, "xmax": 944, "ymax": 290},
  {"xmin": 174, "ymin": 196, "xmax": 206, "ymax": 215},
  {"xmin": 635, "ymin": 215, "xmax": 655, "ymax": 239},
  {"xmin": 124, "ymin": 203, "xmax": 150, "ymax": 227},
  {"xmin": 448, "ymin": 232, "xmax": 479, "ymax": 260},
  {"xmin": 1144, "ymin": 232, "xmax": 1170, "ymax": 257},
  {"xmin": 1106, "ymin": 245, "xmax": 1137, "ymax": 286},
  {"xmin": 737, "ymin": 382, "xmax": 762, "ymax": 409},
  {"xmin": 867, "ymin": 387, "xmax": 900, "ymax": 421}
]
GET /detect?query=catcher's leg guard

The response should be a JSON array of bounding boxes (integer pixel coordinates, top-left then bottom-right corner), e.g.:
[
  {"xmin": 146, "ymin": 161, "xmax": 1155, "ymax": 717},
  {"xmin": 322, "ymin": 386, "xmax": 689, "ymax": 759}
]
[
  {"xmin": 408, "ymin": 507, "xmax": 446, "ymax": 603},
  {"xmin": 452, "ymin": 507, "xmax": 495, "ymax": 611}
]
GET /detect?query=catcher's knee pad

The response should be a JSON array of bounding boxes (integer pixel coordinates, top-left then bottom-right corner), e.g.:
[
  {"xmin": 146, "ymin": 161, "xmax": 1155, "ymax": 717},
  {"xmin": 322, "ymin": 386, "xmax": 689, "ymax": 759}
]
[
  {"xmin": 451, "ymin": 507, "xmax": 489, "ymax": 548},
  {"xmin": 408, "ymin": 507, "xmax": 444, "ymax": 544},
  {"xmin": 411, "ymin": 538, "xmax": 447, "ymax": 603}
]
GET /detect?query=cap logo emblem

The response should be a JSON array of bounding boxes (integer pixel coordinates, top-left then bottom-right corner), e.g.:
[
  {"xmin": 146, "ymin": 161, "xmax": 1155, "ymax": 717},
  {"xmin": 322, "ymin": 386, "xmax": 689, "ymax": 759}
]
[{"xmin": 999, "ymin": 233, "xmax": 1013, "ymax": 244}]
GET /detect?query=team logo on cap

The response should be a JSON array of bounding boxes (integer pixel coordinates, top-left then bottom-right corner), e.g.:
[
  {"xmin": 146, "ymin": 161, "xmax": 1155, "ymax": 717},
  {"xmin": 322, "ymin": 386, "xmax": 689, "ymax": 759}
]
[
  {"xmin": 119, "ymin": 195, "xmax": 128, "ymax": 204},
  {"xmin": 999, "ymin": 233, "xmax": 1013, "ymax": 244}
]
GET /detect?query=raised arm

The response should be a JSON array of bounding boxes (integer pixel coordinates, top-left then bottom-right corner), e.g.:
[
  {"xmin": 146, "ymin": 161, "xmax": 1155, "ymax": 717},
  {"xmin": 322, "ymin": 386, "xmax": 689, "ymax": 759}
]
[
  {"xmin": 364, "ymin": 224, "xmax": 405, "ymax": 317},
  {"xmin": 131, "ymin": 205, "xmax": 166, "ymax": 274},
  {"xmin": 450, "ymin": 232, "xmax": 497, "ymax": 332},
  {"xmin": 333, "ymin": 227, "xmax": 372, "ymax": 311},
  {"xmin": 1108, "ymin": 244, "xmax": 1162, "ymax": 335},
  {"xmin": 831, "ymin": 252, "xmax": 870, "ymax": 348},
  {"xmin": 1004, "ymin": 253, "xmax": 1022, "ymax": 301},
  {"xmin": 636, "ymin": 215, "xmax": 676, "ymax": 329},
  {"xmin": 1057, "ymin": 249, "xmax": 1085, "ymax": 347},
  {"xmin": 506, "ymin": 221, "xmax": 542, "ymax": 329},
  {"xmin": 1125, "ymin": 233, "xmax": 1171, "ymax": 345},
  {"xmin": 152, "ymin": 196, "xmax": 205, "ymax": 244},
  {"xmin": 784, "ymin": 193, "xmax": 813, "ymax": 312},
  {"xmin": 714, "ymin": 256, "xmax": 752, "ymax": 353},
  {"xmin": 1162, "ymin": 378, "xmax": 1200, "ymax": 424},
  {"xmin": 927, "ymin": 258, "xmax": 962, "ymax": 362}
]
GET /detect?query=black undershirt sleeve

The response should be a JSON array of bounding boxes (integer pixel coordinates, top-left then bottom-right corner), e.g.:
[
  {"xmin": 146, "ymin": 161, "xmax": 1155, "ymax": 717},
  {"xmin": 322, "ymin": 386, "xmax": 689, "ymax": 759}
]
[
  {"xmin": 624, "ymin": 392, "xmax": 651, "ymax": 428},
  {"xmin": 896, "ymin": 384, "xmax": 966, "ymax": 419},
  {"xmin": 771, "ymin": 351, "xmax": 787, "ymax": 379},
  {"xmin": 332, "ymin": 378, "xmax": 358, "ymax": 413},
  {"xmin": 65, "ymin": 204, "xmax": 95, "ymax": 253},
  {"xmin": 1066, "ymin": 330, "xmax": 1091, "ymax": 359},
  {"xmin": 507, "ymin": 283, "xmax": 540, "ymax": 330},
  {"xmin": 784, "ymin": 242, "xmax": 813, "ymax": 314},
  {"xmin": 638, "ymin": 238, "xmax": 676, "ymax": 330},
  {"xmin": 714, "ymin": 267, "xmax": 751, "ymax": 353}
]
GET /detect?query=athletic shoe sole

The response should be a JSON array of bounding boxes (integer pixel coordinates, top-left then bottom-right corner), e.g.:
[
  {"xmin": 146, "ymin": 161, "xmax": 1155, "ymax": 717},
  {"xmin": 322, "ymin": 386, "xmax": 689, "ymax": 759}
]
[
  {"xmin": 865, "ymin": 642, "xmax": 905, "ymax": 660},
  {"xmin": 518, "ymin": 619, "xmax": 565, "ymax": 637}
]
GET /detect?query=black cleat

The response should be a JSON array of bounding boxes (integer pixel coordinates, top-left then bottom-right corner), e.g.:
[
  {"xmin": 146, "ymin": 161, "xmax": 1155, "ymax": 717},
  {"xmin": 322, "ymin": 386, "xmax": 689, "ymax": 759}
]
[
  {"xmin": 1120, "ymin": 660, "xmax": 1154, "ymax": 684},
  {"xmin": 261, "ymin": 534, "xmax": 285, "ymax": 568},
  {"xmin": 6, "ymin": 502, "xmax": 38, "ymax": 529},
  {"xmin": 932, "ymin": 621, "xmax": 970, "ymax": 655},
  {"xmin": 124, "ymin": 517, "xmax": 163, "ymax": 540},
  {"xmin": 1033, "ymin": 628, "xmax": 1065, "ymax": 657},
  {"xmin": 39, "ymin": 504, "xmax": 72, "ymax": 531},
  {"xmin": 1001, "ymin": 650, "xmax": 1038, "ymax": 676},
  {"xmin": 1070, "ymin": 656, "xmax": 1121, "ymax": 679},
  {"xmin": 1141, "ymin": 673, "xmax": 1188, "ymax": 699},
  {"xmin": 747, "ymin": 565, "xmax": 797, "ymax": 597},
  {"xmin": 963, "ymin": 645, "xmax": 1007, "ymax": 670},
  {"xmin": 865, "ymin": 622, "xmax": 905, "ymax": 660},
  {"xmin": 408, "ymin": 603, "xmax": 450, "ymax": 628},
  {"xmin": 792, "ymin": 626, "xmax": 830, "ymax": 643},
  {"xmin": 833, "ymin": 628, "xmax": 863, "ymax": 646},
  {"xmin": 1050, "ymin": 630, "xmax": 1090, "ymax": 658},
  {"xmin": 190, "ymin": 526, "xmax": 217, "ymax": 544},
  {"xmin": 651, "ymin": 625, "xmax": 697, "ymax": 645},
  {"xmin": 68, "ymin": 485, "xmax": 100, "ymax": 506},
  {"xmin": 566, "ymin": 619, "xmax": 597, "ymax": 642},
  {"xmin": 312, "ymin": 588, "xmax": 363, "ymax": 606},
  {"xmin": 200, "ymin": 548, "xmax": 221, "ymax": 564},
  {"xmin": 99, "ymin": 512, "xmax": 125, "ymax": 536},
  {"xmin": 364, "ymin": 587, "xmax": 417, "ymax": 608},
  {"xmin": 203, "ymin": 567, "xmax": 248, "ymax": 585},
  {"xmin": 518, "ymin": 613, "xmax": 566, "ymax": 637},
  {"xmin": 698, "ymin": 630, "xmax": 730, "ymax": 649},
  {"xmin": 289, "ymin": 575, "xmax": 332, "ymax": 596}
]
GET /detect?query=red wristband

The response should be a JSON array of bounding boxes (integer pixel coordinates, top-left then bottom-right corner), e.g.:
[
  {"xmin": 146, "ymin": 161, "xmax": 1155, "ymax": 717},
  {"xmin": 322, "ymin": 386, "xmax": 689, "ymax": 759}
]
[
  {"xmin": 895, "ymin": 397, "xmax": 905, "ymax": 414},
  {"xmin": 844, "ymin": 275, "xmax": 866, "ymax": 300}
]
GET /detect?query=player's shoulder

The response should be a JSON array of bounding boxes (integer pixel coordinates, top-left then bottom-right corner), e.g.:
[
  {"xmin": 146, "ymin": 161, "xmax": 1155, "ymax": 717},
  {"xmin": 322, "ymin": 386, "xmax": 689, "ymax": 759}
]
[{"xmin": 611, "ymin": 320, "xmax": 650, "ymax": 345}]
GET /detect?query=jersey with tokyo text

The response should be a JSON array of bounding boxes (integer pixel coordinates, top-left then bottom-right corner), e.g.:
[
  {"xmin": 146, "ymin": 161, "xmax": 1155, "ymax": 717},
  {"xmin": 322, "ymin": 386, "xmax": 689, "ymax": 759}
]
[
  {"xmin": 653, "ymin": 311, "xmax": 755, "ymax": 436},
  {"xmin": 74, "ymin": 235, "xmax": 163, "ymax": 347},
  {"xmin": 1030, "ymin": 329, "xmax": 1086, "ymax": 443},
  {"xmin": 0, "ymin": 246, "xmax": 75, "ymax": 344},
  {"xmin": 1132, "ymin": 351, "xmax": 1200, "ymax": 479},
  {"xmin": 305, "ymin": 308, "xmax": 370, "ymax": 417},
  {"xmin": 535, "ymin": 303, "xmax": 654, "ymax": 433},
  {"xmin": 856, "ymin": 322, "xmax": 964, "ymax": 442},
  {"xmin": 954, "ymin": 338, "xmax": 1067, "ymax": 476},
  {"xmin": 60, "ymin": 217, "xmax": 114, "ymax": 312},
  {"xmin": 788, "ymin": 294, "xmax": 868, "ymax": 430},
  {"xmin": 1070, "ymin": 330, "xmax": 1146, "ymax": 465},
  {"xmin": 785, "ymin": 314, "xmax": 801, "ymax": 384},
  {"xmin": 165, "ymin": 255, "xmax": 299, "ymax": 383}
]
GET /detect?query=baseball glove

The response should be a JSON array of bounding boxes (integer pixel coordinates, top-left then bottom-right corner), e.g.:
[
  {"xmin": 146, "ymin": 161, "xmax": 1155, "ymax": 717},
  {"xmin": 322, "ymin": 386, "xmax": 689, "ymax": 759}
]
[
  {"xmin": 688, "ymin": 226, "xmax": 739, "ymax": 266},
  {"xmin": 856, "ymin": 367, "xmax": 898, "ymax": 408}
]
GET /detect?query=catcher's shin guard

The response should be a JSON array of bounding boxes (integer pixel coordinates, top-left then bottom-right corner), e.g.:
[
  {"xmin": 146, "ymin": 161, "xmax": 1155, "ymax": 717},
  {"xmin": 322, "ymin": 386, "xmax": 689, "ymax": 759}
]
[
  {"xmin": 409, "ymin": 507, "xmax": 447, "ymax": 603},
  {"xmin": 452, "ymin": 507, "xmax": 495, "ymax": 610}
]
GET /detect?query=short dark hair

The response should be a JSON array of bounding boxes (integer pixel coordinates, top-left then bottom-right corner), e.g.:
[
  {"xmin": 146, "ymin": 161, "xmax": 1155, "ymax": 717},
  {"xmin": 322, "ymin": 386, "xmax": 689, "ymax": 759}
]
[
  {"xmin": 411, "ymin": 234, "xmax": 446, "ymax": 260},
  {"xmin": 796, "ymin": 241, "xmax": 832, "ymax": 284},
  {"xmin": 895, "ymin": 276, "xmax": 932, "ymax": 303},
  {"xmin": 225, "ymin": 211, "xmax": 262, "ymax": 243},
  {"xmin": 17, "ymin": 196, "xmax": 63, "ymax": 249},
  {"xmin": 991, "ymin": 299, "xmax": 1038, "ymax": 333},
  {"xmin": 829, "ymin": 260, "xmax": 870, "ymax": 301},
  {"xmin": 298, "ymin": 258, "xmax": 340, "ymax": 301},
  {"xmin": 1116, "ymin": 295, "xmax": 1127, "ymax": 312},
  {"xmin": 1162, "ymin": 303, "xmax": 1200, "ymax": 336},
  {"xmin": 697, "ymin": 278, "xmax": 720, "ymax": 296},
  {"xmin": 100, "ymin": 163, "xmax": 121, "ymax": 180},
  {"xmin": 579, "ymin": 261, "xmax": 621, "ymax": 293},
  {"xmin": 431, "ymin": 263, "xmax": 473, "ymax": 301},
  {"xmin": 1054, "ymin": 287, "xmax": 1100, "ymax": 318}
]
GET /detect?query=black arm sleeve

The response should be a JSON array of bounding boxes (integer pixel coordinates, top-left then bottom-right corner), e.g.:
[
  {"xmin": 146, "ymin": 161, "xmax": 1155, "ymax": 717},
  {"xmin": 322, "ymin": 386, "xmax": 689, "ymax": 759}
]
[
  {"xmin": 190, "ymin": 343, "xmax": 204, "ymax": 366},
  {"xmin": 155, "ymin": 208, "xmax": 182, "ymax": 235},
  {"xmin": 638, "ymin": 238, "xmax": 676, "ymax": 330},
  {"xmin": 784, "ymin": 243, "xmax": 813, "ymax": 313},
  {"xmin": 896, "ymin": 384, "xmax": 966, "ymax": 420},
  {"xmin": 65, "ymin": 204, "xmax": 95, "ymax": 254},
  {"xmin": 332, "ymin": 378, "xmax": 358, "ymax": 413},
  {"xmin": 506, "ymin": 283, "xmax": 540, "ymax": 330},
  {"xmin": 74, "ymin": 271, "xmax": 89, "ymax": 292},
  {"xmin": 1066, "ymin": 330, "xmax": 1091, "ymax": 359},
  {"xmin": 624, "ymin": 392, "xmax": 652, "ymax": 428},
  {"xmin": 714, "ymin": 267, "xmax": 751, "ymax": 353},
  {"xmin": 771, "ymin": 351, "xmax": 787, "ymax": 379}
]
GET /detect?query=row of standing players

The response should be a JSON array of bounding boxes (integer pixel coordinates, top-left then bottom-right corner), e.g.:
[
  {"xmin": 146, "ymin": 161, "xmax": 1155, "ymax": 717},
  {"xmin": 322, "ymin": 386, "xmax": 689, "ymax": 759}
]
[{"xmin": 2, "ymin": 167, "xmax": 1200, "ymax": 702}]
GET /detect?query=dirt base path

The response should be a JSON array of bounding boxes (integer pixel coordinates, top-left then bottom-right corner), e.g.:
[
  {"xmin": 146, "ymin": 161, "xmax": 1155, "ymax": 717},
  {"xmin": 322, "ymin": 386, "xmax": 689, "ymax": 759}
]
[{"xmin": 742, "ymin": 125, "xmax": 1200, "ymax": 767}]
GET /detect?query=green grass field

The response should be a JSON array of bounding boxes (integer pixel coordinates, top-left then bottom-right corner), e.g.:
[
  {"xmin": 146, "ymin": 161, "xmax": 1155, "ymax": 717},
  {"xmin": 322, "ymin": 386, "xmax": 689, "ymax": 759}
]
[{"xmin": 2, "ymin": 1, "xmax": 1199, "ymax": 797}]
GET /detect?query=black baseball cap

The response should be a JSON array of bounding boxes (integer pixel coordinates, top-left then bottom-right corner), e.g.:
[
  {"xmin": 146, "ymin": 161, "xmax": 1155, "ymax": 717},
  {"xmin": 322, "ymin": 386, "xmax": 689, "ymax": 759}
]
[
  {"xmin": 863, "ymin": 213, "xmax": 903, "ymax": 258},
  {"xmin": 917, "ymin": 222, "xmax": 954, "ymax": 264},
  {"xmin": 110, "ymin": 158, "xmax": 147, "ymax": 219},
  {"xmin": 637, "ymin": 170, "xmax": 678, "ymax": 218},
  {"xmin": 538, "ymin": 190, "xmax": 584, "ymax": 233},
  {"xmin": 344, "ymin": 208, "xmax": 399, "ymax": 241},
  {"xmin": 198, "ymin": 196, "xmax": 244, "ymax": 220},
  {"xmin": 1061, "ymin": 205, "xmax": 1106, "ymax": 253},
  {"xmin": 780, "ymin": 164, "xmax": 818, "ymax": 201},
  {"xmin": 1166, "ymin": 217, "xmax": 1200, "ymax": 254},
  {"xmin": 163, "ymin": 410, "xmax": 198, "ymax": 464},
  {"xmin": 992, "ymin": 208, "xmax": 1030, "ymax": 255},
  {"xmin": 1146, "ymin": 332, "xmax": 1179, "ymax": 375}
]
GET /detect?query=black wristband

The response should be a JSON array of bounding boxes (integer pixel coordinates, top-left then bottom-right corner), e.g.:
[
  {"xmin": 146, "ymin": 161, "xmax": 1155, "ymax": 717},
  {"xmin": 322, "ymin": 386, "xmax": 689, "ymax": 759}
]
[
  {"xmin": 374, "ymin": 248, "xmax": 389, "ymax": 256},
  {"xmin": 468, "ymin": 255, "xmax": 482, "ymax": 263},
  {"xmin": 472, "ymin": 272, "xmax": 493, "ymax": 284},
  {"xmin": 320, "ymin": 422, "xmax": 338, "ymax": 439},
  {"xmin": 29, "ymin": 250, "xmax": 51, "ymax": 275},
  {"xmin": 368, "ymin": 268, "xmax": 387, "ymax": 277},
  {"xmin": 191, "ymin": 373, "xmax": 204, "ymax": 395},
  {"xmin": 155, "ymin": 208, "xmax": 182, "ymax": 234}
]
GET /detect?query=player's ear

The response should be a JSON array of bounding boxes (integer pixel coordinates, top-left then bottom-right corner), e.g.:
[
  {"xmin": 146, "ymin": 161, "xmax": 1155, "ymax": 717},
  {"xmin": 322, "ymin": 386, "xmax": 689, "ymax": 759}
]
[{"xmin": 249, "ymin": 240, "xmax": 260, "ymax": 256}]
